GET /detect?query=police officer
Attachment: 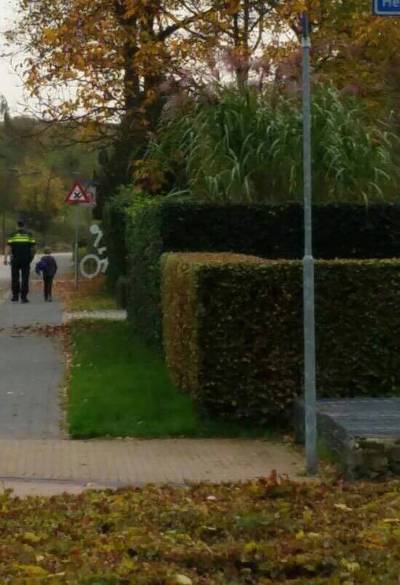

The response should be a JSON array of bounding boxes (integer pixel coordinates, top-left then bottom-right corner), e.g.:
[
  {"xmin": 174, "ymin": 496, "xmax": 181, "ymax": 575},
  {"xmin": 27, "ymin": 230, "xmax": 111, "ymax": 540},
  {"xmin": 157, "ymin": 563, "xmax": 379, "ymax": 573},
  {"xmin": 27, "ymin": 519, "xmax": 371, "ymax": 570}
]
[{"xmin": 4, "ymin": 220, "xmax": 36, "ymax": 303}]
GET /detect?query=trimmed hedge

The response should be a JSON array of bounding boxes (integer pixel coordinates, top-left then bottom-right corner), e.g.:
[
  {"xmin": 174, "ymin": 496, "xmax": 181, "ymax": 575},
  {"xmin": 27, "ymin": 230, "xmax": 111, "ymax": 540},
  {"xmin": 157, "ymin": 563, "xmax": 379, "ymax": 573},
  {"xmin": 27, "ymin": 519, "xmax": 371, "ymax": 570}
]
[
  {"xmin": 125, "ymin": 200, "xmax": 400, "ymax": 348},
  {"xmin": 102, "ymin": 194, "xmax": 131, "ymax": 286},
  {"xmin": 160, "ymin": 202, "xmax": 400, "ymax": 259},
  {"xmin": 162, "ymin": 253, "xmax": 400, "ymax": 423},
  {"xmin": 125, "ymin": 198, "xmax": 164, "ymax": 346}
]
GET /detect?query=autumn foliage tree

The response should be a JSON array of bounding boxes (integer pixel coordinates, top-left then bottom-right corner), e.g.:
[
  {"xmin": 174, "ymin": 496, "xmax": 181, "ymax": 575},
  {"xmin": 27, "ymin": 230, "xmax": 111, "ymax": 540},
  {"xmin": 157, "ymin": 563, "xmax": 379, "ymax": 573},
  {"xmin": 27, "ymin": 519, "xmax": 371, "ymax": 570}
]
[
  {"xmin": 273, "ymin": 1, "xmax": 400, "ymax": 113},
  {"xmin": 9, "ymin": 2, "xmax": 227, "ymax": 208},
  {"xmin": 15, "ymin": 159, "xmax": 64, "ymax": 235},
  {"xmin": 12, "ymin": 0, "xmax": 400, "ymax": 119}
]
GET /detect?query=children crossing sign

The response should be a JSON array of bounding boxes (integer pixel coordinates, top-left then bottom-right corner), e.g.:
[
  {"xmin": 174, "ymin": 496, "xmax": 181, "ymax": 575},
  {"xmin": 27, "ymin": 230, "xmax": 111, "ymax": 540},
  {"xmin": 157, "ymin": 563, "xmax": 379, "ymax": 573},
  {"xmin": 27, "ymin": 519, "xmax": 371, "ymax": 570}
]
[
  {"xmin": 373, "ymin": 0, "xmax": 400, "ymax": 15},
  {"xmin": 65, "ymin": 181, "xmax": 92, "ymax": 205}
]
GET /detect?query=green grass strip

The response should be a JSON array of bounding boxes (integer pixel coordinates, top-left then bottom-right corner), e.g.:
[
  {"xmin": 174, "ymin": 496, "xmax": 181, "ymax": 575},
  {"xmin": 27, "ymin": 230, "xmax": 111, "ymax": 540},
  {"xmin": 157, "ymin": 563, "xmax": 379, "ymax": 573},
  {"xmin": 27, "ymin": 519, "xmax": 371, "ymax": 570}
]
[{"xmin": 68, "ymin": 320, "xmax": 270, "ymax": 438}]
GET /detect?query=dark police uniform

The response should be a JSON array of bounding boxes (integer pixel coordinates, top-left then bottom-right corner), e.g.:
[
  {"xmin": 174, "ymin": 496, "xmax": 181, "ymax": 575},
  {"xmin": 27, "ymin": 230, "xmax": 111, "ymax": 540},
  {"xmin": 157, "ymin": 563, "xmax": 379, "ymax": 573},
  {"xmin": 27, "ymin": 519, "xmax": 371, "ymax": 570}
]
[{"xmin": 7, "ymin": 229, "xmax": 36, "ymax": 301}]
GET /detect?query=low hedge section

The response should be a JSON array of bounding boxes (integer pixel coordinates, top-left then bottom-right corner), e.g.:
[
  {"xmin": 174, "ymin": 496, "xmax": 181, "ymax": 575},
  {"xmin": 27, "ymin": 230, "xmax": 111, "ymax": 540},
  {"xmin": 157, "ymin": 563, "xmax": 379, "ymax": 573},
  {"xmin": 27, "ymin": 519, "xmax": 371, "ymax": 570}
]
[
  {"xmin": 162, "ymin": 253, "xmax": 400, "ymax": 423},
  {"xmin": 126, "ymin": 200, "xmax": 400, "ymax": 349}
]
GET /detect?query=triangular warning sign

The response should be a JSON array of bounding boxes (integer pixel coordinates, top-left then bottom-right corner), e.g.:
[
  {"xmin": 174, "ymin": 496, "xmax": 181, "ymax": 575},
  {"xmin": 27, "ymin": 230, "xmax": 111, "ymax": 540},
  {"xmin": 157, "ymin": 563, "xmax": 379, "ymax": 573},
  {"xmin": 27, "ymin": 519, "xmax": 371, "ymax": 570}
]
[{"xmin": 66, "ymin": 181, "xmax": 92, "ymax": 204}]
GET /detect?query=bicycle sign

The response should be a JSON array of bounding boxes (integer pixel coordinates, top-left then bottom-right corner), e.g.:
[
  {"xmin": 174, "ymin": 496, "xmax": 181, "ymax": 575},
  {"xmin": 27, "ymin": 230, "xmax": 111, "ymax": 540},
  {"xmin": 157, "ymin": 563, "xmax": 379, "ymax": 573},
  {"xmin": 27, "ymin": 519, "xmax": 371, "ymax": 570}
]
[{"xmin": 80, "ymin": 224, "xmax": 109, "ymax": 279}]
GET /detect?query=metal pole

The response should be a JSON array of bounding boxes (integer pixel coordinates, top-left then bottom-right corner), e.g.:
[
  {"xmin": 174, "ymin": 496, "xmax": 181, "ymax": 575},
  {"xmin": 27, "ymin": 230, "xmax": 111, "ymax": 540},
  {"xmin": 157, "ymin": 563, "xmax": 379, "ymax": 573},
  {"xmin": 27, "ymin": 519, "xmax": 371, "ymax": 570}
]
[
  {"xmin": 301, "ymin": 12, "xmax": 317, "ymax": 475},
  {"xmin": 74, "ymin": 205, "xmax": 79, "ymax": 290},
  {"xmin": 2, "ymin": 210, "xmax": 5, "ymax": 257}
]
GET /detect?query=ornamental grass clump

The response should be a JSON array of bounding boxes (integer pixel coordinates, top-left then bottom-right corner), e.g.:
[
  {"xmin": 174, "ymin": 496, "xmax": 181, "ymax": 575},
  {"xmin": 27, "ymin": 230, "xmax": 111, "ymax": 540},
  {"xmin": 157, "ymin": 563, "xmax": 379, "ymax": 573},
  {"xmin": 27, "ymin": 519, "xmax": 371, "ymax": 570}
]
[{"xmin": 142, "ymin": 85, "xmax": 399, "ymax": 204}]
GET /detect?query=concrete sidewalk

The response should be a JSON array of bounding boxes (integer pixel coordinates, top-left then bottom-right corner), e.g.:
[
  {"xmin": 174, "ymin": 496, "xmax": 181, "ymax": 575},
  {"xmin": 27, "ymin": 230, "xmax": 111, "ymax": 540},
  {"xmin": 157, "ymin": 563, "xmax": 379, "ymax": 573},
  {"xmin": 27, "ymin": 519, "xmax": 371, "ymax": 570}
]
[
  {"xmin": 0, "ymin": 259, "xmax": 65, "ymax": 443},
  {"xmin": 0, "ymin": 256, "xmax": 306, "ymax": 496}
]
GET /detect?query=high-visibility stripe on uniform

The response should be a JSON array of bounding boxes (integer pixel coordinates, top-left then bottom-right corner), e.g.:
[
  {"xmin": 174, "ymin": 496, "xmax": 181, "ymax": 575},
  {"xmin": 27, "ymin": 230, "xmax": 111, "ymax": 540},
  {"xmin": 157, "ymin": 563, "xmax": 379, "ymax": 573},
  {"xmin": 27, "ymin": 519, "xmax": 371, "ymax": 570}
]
[
  {"xmin": 8, "ymin": 237, "xmax": 35, "ymax": 242},
  {"xmin": 7, "ymin": 236, "xmax": 36, "ymax": 244}
]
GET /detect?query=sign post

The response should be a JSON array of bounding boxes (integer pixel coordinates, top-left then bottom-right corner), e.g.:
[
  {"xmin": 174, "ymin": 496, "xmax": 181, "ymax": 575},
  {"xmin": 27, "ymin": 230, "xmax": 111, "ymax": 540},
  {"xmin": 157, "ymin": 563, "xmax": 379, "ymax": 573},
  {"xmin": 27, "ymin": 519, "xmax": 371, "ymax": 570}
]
[
  {"xmin": 372, "ymin": 0, "xmax": 400, "ymax": 16},
  {"xmin": 74, "ymin": 206, "xmax": 80, "ymax": 289},
  {"xmin": 301, "ymin": 12, "xmax": 317, "ymax": 475},
  {"xmin": 65, "ymin": 181, "xmax": 92, "ymax": 289}
]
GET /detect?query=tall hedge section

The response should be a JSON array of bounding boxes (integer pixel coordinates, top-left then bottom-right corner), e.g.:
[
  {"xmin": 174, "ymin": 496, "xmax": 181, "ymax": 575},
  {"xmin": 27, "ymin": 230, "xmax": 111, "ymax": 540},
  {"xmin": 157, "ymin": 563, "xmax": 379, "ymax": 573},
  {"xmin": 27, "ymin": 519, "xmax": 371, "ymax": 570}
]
[
  {"xmin": 125, "ymin": 198, "xmax": 163, "ymax": 346},
  {"xmin": 102, "ymin": 192, "xmax": 131, "ymax": 286},
  {"xmin": 126, "ymin": 199, "xmax": 400, "ymax": 347},
  {"xmin": 162, "ymin": 253, "xmax": 400, "ymax": 422}
]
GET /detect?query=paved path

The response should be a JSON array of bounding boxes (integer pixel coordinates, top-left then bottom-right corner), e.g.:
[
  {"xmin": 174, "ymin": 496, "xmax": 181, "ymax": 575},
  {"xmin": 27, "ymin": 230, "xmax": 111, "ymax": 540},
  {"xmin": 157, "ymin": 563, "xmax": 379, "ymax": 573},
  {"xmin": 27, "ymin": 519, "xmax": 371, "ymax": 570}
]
[
  {"xmin": 0, "ymin": 291, "xmax": 63, "ymax": 328},
  {"xmin": 0, "ymin": 334, "xmax": 63, "ymax": 438},
  {"xmin": 64, "ymin": 309, "xmax": 127, "ymax": 322},
  {"xmin": 0, "ymin": 254, "xmax": 67, "ymax": 441},
  {"xmin": 0, "ymin": 438, "xmax": 305, "ymax": 493},
  {"xmin": 0, "ymin": 253, "xmax": 306, "ymax": 495},
  {"xmin": 0, "ymin": 252, "xmax": 72, "ymax": 294}
]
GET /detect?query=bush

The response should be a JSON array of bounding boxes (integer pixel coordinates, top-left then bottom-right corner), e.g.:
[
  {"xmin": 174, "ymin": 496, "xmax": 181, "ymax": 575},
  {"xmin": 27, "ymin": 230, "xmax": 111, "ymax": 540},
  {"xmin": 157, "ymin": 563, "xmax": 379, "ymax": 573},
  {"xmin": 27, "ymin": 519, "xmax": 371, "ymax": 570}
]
[
  {"xmin": 160, "ymin": 202, "xmax": 400, "ymax": 259},
  {"xmin": 102, "ymin": 189, "xmax": 132, "ymax": 286},
  {"xmin": 125, "ymin": 199, "xmax": 400, "ymax": 348},
  {"xmin": 125, "ymin": 197, "xmax": 164, "ymax": 347},
  {"xmin": 115, "ymin": 275, "xmax": 128, "ymax": 309},
  {"xmin": 162, "ymin": 252, "xmax": 400, "ymax": 423}
]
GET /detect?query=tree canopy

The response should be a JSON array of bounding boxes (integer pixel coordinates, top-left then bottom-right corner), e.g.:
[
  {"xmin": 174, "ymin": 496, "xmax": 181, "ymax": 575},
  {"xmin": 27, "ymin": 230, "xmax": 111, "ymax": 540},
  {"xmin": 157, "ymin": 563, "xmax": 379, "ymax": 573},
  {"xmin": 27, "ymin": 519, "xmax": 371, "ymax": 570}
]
[{"xmin": 8, "ymin": 1, "xmax": 400, "ymax": 205}]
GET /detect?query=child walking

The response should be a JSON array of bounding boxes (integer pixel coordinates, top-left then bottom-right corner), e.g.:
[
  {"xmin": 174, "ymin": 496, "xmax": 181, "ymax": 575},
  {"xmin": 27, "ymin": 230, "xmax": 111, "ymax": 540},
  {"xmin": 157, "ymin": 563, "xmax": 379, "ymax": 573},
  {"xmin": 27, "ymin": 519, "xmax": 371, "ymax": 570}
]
[{"xmin": 35, "ymin": 247, "xmax": 58, "ymax": 301}]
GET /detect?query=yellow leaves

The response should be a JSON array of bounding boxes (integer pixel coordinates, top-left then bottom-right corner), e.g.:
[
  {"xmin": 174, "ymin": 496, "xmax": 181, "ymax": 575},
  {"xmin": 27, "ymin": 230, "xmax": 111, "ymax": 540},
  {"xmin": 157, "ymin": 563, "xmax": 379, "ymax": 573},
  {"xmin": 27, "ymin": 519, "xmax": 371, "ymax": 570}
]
[
  {"xmin": 118, "ymin": 557, "xmax": 137, "ymax": 574},
  {"xmin": 14, "ymin": 563, "xmax": 67, "ymax": 581},
  {"xmin": 334, "ymin": 503, "xmax": 353, "ymax": 512},
  {"xmin": 14, "ymin": 564, "xmax": 49, "ymax": 577},
  {"xmin": 382, "ymin": 518, "xmax": 400, "ymax": 524},
  {"xmin": 302, "ymin": 507, "xmax": 313, "ymax": 526},
  {"xmin": 73, "ymin": 54, "xmax": 86, "ymax": 70},
  {"xmin": 297, "ymin": 530, "xmax": 322, "ymax": 540},
  {"xmin": 243, "ymin": 541, "xmax": 258, "ymax": 554},
  {"xmin": 166, "ymin": 575, "xmax": 193, "ymax": 585},
  {"xmin": 340, "ymin": 559, "xmax": 361, "ymax": 573},
  {"xmin": 133, "ymin": 158, "xmax": 167, "ymax": 193},
  {"xmin": 224, "ymin": 0, "xmax": 241, "ymax": 16},
  {"xmin": 23, "ymin": 532, "xmax": 42, "ymax": 544},
  {"xmin": 145, "ymin": 89, "xmax": 157, "ymax": 105},
  {"xmin": 42, "ymin": 27, "xmax": 58, "ymax": 43}
]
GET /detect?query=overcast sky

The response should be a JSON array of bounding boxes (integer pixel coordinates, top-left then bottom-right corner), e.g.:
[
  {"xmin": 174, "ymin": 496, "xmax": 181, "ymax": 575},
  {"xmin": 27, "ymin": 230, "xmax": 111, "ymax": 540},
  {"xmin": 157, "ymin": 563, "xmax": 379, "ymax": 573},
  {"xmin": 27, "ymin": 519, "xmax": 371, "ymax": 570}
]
[{"xmin": 0, "ymin": 0, "xmax": 27, "ymax": 114}]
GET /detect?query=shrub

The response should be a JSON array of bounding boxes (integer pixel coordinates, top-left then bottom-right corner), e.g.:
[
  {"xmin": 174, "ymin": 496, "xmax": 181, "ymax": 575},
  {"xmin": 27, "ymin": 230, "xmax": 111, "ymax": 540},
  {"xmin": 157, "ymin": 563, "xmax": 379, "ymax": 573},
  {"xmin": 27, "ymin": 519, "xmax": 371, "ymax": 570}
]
[
  {"xmin": 125, "ymin": 199, "xmax": 400, "ymax": 348},
  {"xmin": 115, "ymin": 275, "xmax": 128, "ymax": 308},
  {"xmin": 162, "ymin": 252, "xmax": 400, "ymax": 423},
  {"xmin": 102, "ymin": 188, "xmax": 132, "ymax": 286},
  {"xmin": 125, "ymin": 197, "xmax": 163, "ymax": 347}
]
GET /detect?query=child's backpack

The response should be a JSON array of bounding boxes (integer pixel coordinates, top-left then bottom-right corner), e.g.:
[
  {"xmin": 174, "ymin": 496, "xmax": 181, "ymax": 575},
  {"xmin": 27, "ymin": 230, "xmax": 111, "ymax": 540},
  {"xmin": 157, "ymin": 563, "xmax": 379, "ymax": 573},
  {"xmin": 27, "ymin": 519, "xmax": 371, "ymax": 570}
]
[{"xmin": 35, "ymin": 255, "xmax": 57, "ymax": 277}]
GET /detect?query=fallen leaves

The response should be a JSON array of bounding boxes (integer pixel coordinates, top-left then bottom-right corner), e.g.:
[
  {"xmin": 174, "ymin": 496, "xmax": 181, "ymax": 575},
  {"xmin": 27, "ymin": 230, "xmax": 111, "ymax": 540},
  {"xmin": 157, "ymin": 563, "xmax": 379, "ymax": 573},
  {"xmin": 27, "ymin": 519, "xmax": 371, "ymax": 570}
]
[
  {"xmin": 334, "ymin": 503, "xmax": 354, "ymax": 512},
  {"xmin": 23, "ymin": 531, "xmax": 42, "ymax": 544},
  {"xmin": 0, "ymin": 479, "xmax": 398, "ymax": 582},
  {"xmin": 166, "ymin": 575, "xmax": 193, "ymax": 585}
]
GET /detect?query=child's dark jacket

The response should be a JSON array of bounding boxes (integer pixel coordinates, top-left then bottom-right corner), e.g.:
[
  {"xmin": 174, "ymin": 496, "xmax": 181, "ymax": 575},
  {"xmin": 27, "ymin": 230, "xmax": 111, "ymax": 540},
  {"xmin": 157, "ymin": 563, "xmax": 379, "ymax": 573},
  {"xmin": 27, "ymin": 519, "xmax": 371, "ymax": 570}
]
[{"xmin": 35, "ymin": 255, "xmax": 58, "ymax": 278}]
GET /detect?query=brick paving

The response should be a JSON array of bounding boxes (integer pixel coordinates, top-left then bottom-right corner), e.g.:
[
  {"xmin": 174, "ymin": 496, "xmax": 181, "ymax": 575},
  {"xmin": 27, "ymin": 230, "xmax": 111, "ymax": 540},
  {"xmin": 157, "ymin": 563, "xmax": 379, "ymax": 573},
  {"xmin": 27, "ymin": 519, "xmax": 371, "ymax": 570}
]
[{"xmin": 0, "ymin": 438, "xmax": 305, "ymax": 491}]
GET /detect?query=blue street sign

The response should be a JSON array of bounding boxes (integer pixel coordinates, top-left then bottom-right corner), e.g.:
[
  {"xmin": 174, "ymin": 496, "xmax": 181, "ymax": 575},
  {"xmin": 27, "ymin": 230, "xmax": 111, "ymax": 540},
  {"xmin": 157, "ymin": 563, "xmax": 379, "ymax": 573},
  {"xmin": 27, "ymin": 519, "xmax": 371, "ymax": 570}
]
[{"xmin": 373, "ymin": 0, "xmax": 400, "ymax": 15}]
